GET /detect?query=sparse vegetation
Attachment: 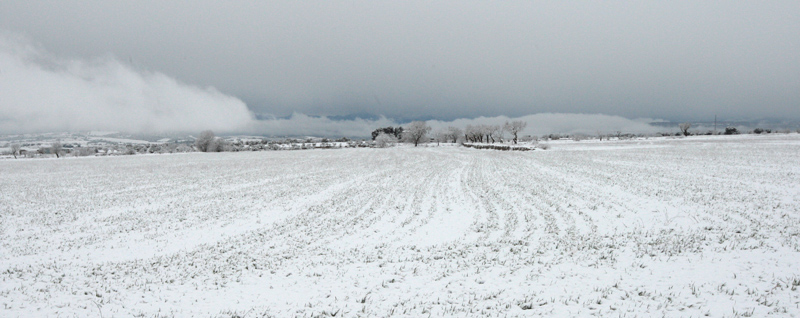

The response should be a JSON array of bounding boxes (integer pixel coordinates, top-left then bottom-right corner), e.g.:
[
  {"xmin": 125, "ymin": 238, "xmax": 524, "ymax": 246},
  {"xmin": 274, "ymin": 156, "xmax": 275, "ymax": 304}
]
[
  {"xmin": 462, "ymin": 143, "xmax": 534, "ymax": 151},
  {"xmin": 10, "ymin": 143, "xmax": 20, "ymax": 159},
  {"xmin": 679, "ymin": 122, "xmax": 691, "ymax": 136},
  {"xmin": 51, "ymin": 140, "xmax": 62, "ymax": 158},
  {"xmin": 503, "ymin": 121, "xmax": 527, "ymax": 144},
  {"xmin": 445, "ymin": 126, "xmax": 463, "ymax": 144},
  {"xmin": 402, "ymin": 121, "xmax": 431, "ymax": 147},
  {"xmin": 374, "ymin": 132, "xmax": 397, "ymax": 148},
  {"xmin": 371, "ymin": 126, "xmax": 404, "ymax": 141},
  {"xmin": 195, "ymin": 130, "xmax": 217, "ymax": 152}
]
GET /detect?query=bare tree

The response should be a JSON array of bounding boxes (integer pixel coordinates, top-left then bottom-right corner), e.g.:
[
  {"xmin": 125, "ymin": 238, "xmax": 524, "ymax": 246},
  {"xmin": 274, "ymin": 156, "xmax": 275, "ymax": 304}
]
[
  {"xmin": 433, "ymin": 129, "xmax": 449, "ymax": 146},
  {"xmin": 445, "ymin": 126, "xmax": 463, "ymax": 143},
  {"xmin": 195, "ymin": 130, "xmax": 216, "ymax": 152},
  {"xmin": 464, "ymin": 125, "xmax": 478, "ymax": 142},
  {"xmin": 487, "ymin": 125, "xmax": 502, "ymax": 143},
  {"xmin": 679, "ymin": 122, "xmax": 691, "ymax": 136},
  {"xmin": 465, "ymin": 124, "xmax": 491, "ymax": 143},
  {"xmin": 465, "ymin": 125, "xmax": 493, "ymax": 143},
  {"xmin": 478, "ymin": 125, "xmax": 490, "ymax": 142},
  {"xmin": 466, "ymin": 125, "xmax": 482, "ymax": 142},
  {"xmin": 374, "ymin": 132, "xmax": 398, "ymax": 148},
  {"xmin": 10, "ymin": 143, "xmax": 21, "ymax": 159},
  {"xmin": 51, "ymin": 141, "xmax": 63, "ymax": 158},
  {"xmin": 503, "ymin": 121, "xmax": 527, "ymax": 144},
  {"xmin": 403, "ymin": 121, "xmax": 431, "ymax": 147}
]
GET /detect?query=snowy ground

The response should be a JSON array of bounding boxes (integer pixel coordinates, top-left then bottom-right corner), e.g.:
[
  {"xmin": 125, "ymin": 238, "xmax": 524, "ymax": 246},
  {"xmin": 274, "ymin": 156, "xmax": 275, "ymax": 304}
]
[{"xmin": 2, "ymin": 134, "xmax": 800, "ymax": 317}]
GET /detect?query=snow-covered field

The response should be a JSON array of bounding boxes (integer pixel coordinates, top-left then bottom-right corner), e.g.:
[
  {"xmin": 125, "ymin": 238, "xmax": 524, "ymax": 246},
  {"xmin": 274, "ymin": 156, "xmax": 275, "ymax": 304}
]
[{"xmin": 2, "ymin": 134, "xmax": 800, "ymax": 317}]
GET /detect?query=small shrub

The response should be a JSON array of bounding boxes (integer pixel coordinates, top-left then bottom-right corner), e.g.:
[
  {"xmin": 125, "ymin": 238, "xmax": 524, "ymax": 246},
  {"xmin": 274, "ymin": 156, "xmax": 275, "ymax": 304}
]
[
  {"xmin": 724, "ymin": 127, "xmax": 739, "ymax": 135},
  {"xmin": 374, "ymin": 133, "xmax": 397, "ymax": 148},
  {"xmin": 462, "ymin": 143, "xmax": 534, "ymax": 151}
]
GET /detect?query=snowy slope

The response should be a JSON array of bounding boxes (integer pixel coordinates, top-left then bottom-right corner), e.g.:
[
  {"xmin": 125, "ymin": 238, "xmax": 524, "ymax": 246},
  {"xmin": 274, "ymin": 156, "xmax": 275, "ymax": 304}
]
[{"xmin": 1, "ymin": 134, "xmax": 799, "ymax": 317}]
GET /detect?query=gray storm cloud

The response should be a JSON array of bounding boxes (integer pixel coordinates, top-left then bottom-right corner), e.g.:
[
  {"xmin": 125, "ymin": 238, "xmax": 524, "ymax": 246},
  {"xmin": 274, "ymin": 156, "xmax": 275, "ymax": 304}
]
[
  {"xmin": 0, "ymin": 32, "xmax": 663, "ymax": 138},
  {"xmin": 1, "ymin": 1, "xmax": 799, "ymax": 134},
  {"xmin": 246, "ymin": 113, "xmax": 399, "ymax": 138},
  {"xmin": 428, "ymin": 114, "xmax": 661, "ymax": 137},
  {"xmin": 0, "ymin": 33, "xmax": 254, "ymax": 134},
  {"xmin": 1, "ymin": 2, "xmax": 798, "ymax": 123},
  {"xmin": 244, "ymin": 112, "xmax": 662, "ymax": 138}
]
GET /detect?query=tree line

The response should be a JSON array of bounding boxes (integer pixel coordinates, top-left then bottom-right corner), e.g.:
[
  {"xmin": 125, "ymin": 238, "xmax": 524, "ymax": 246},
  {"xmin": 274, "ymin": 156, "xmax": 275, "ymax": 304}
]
[
  {"xmin": 6, "ymin": 122, "xmax": 798, "ymax": 158},
  {"xmin": 370, "ymin": 120, "xmax": 528, "ymax": 148}
]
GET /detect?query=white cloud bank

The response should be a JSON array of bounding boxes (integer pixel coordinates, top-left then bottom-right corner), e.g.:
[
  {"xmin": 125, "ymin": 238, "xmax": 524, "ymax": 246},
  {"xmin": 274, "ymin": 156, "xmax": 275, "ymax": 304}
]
[
  {"xmin": 427, "ymin": 113, "xmax": 662, "ymax": 137},
  {"xmin": 1, "ymin": 32, "xmax": 663, "ymax": 137},
  {"xmin": 245, "ymin": 113, "xmax": 399, "ymax": 138},
  {"xmin": 245, "ymin": 113, "xmax": 662, "ymax": 138},
  {"xmin": 0, "ymin": 33, "xmax": 254, "ymax": 134}
]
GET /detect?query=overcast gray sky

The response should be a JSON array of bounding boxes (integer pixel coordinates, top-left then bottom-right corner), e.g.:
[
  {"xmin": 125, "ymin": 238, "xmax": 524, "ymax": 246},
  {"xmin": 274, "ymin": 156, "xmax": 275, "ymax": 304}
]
[{"xmin": 1, "ymin": 1, "xmax": 798, "ymax": 135}]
